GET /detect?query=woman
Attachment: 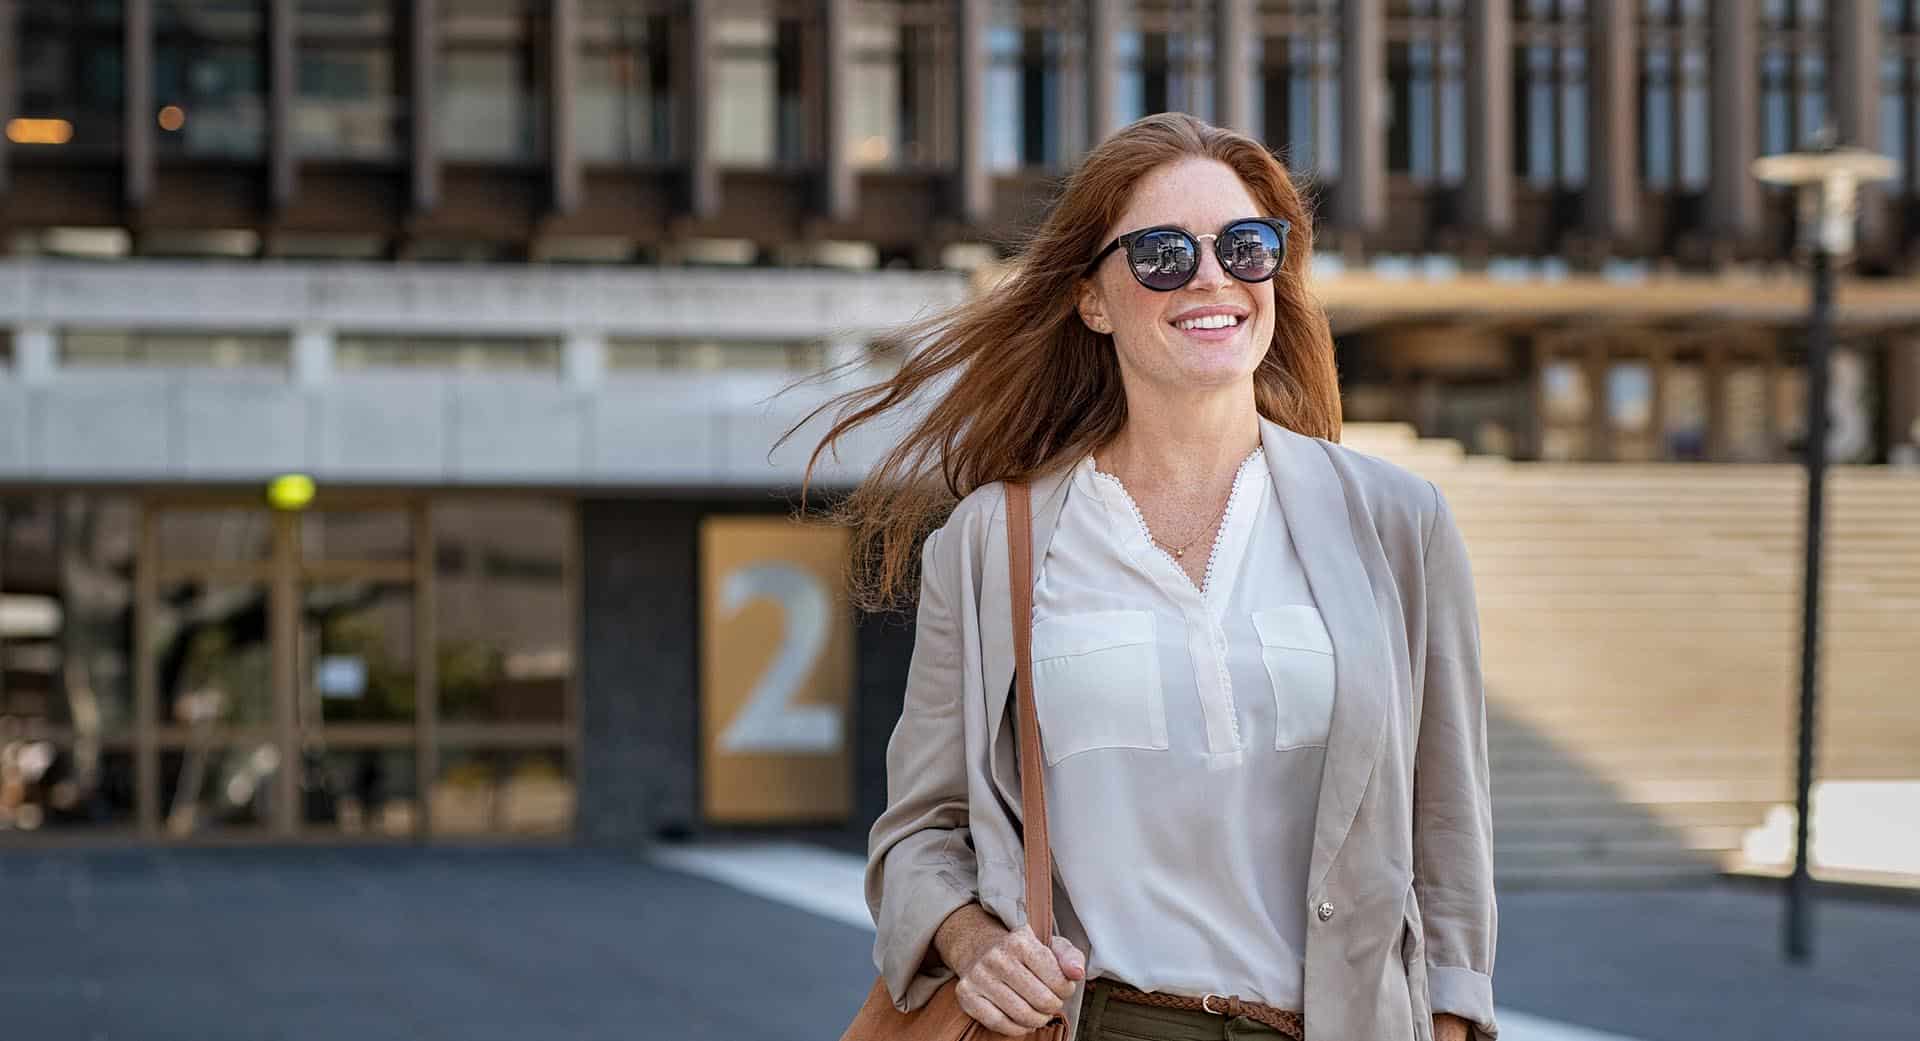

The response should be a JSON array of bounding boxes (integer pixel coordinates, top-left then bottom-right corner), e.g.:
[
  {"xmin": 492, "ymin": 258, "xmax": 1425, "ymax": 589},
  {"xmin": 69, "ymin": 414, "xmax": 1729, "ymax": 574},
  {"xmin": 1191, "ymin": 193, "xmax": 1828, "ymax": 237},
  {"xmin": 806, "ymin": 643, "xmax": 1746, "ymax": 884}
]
[{"xmin": 797, "ymin": 114, "xmax": 1496, "ymax": 1041}]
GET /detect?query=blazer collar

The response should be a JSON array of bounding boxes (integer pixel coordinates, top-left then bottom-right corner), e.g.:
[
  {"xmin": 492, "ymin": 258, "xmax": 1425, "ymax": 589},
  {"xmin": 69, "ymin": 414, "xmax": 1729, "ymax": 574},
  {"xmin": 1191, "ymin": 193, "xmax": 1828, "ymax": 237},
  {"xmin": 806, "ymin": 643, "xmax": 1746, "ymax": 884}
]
[{"xmin": 1260, "ymin": 418, "xmax": 1394, "ymax": 896}]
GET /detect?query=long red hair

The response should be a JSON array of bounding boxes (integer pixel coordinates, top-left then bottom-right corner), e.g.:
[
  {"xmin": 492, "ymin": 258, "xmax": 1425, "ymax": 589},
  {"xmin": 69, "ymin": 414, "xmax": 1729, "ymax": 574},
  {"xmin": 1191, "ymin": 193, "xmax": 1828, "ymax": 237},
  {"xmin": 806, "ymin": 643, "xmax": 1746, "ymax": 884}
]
[{"xmin": 784, "ymin": 113, "xmax": 1340, "ymax": 611}]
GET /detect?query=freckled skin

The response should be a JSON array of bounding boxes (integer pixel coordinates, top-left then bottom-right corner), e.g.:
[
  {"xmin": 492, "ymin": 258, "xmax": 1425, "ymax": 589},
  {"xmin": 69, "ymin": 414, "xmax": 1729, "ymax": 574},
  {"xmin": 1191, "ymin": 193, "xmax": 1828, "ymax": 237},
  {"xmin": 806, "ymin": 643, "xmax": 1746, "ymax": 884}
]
[{"xmin": 1076, "ymin": 157, "xmax": 1278, "ymax": 397}]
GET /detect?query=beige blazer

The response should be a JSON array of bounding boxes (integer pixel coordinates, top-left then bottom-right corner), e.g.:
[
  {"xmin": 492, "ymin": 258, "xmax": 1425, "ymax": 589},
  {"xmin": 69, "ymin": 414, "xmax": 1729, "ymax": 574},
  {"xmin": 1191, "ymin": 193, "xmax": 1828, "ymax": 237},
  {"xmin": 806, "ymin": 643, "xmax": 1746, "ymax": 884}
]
[{"xmin": 864, "ymin": 418, "xmax": 1498, "ymax": 1041}]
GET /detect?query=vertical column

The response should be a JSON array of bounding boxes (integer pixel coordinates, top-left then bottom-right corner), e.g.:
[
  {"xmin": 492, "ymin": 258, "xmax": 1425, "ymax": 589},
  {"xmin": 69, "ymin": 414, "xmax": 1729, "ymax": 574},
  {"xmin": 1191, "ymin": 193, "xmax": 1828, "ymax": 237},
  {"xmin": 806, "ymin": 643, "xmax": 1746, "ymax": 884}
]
[
  {"xmin": 412, "ymin": 0, "xmax": 440, "ymax": 211},
  {"xmin": 1215, "ymin": 0, "xmax": 1254, "ymax": 136},
  {"xmin": 1337, "ymin": 0, "xmax": 1385, "ymax": 236},
  {"xmin": 1707, "ymin": 0, "xmax": 1759, "ymax": 247},
  {"xmin": 955, "ymin": 0, "xmax": 990, "ymax": 225},
  {"xmin": 411, "ymin": 500, "xmax": 437, "ymax": 840},
  {"xmin": 562, "ymin": 328, "xmax": 607, "ymax": 390},
  {"xmin": 0, "ymin": 0, "xmax": 16, "ymax": 195},
  {"xmin": 819, "ymin": 0, "xmax": 855, "ymax": 221},
  {"xmin": 269, "ymin": 0, "xmax": 298, "ymax": 208},
  {"xmin": 125, "ymin": 0, "xmax": 154, "ymax": 208},
  {"xmin": 135, "ymin": 511, "xmax": 159, "ymax": 837},
  {"xmin": 1086, "ymin": 0, "xmax": 1121, "ymax": 145},
  {"xmin": 1832, "ymin": 0, "xmax": 1885, "ymax": 246},
  {"xmin": 270, "ymin": 510, "xmax": 299, "ymax": 838},
  {"xmin": 13, "ymin": 324, "xmax": 54, "ymax": 383},
  {"xmin": 291, "ymin": 325, "xmax": 335, "ymax": 388},
  {"xmin": 1465, "ymin": 0, "xmax": 1514, "ymax": 238},
  {"xmin": 552, "ymin": 0, "xmax": 582, "ymax": 213},
  {"xmin": 1587, "ymin": 0, "xmax": 1638, "ymax": 243},
  {"xmin": 685, "ymin": 0, "xmax": 718, "ymax": 217}
]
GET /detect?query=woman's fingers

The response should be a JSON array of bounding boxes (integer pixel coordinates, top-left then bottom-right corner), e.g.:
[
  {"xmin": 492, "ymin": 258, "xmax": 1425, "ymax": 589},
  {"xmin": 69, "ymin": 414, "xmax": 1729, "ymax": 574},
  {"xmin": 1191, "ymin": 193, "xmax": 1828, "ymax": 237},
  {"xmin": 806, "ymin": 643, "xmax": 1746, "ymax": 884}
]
[
  {"xmin": 1049, "ymin": 936, "xmax": 1088, "ymax": 983},
  {"xmin": 953, "ymin": 924, "xmax": 1079, "ymax": 1035},
  {"xmin": 983, "ymin": 938, "xmax": 1066, "ymax": 1016}
]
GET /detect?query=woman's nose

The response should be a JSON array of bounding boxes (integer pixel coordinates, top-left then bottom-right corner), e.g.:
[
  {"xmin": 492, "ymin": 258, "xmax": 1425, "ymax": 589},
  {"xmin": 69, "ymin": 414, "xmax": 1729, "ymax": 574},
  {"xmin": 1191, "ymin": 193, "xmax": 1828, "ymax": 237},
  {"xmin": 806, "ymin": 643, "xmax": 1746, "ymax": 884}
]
[{"xmin": 1188, "ymin": 241, "xmax": 1232, "ymax": 290}]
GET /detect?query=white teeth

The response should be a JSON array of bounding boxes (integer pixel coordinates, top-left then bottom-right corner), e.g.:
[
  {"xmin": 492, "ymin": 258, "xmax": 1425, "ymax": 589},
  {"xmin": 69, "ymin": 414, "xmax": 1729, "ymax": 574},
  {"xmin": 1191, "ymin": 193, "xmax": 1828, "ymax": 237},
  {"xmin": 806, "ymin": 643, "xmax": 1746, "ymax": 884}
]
[{"xmin": 1177, "ymin": 314, "xmax": 1241, "ymax": 331}]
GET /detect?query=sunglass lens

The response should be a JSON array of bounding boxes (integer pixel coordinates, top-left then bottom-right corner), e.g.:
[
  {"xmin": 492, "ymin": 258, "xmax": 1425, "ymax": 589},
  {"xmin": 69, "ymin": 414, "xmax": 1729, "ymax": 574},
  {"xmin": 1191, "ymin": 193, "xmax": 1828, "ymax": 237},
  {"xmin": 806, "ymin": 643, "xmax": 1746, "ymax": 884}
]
[
  {"xmin": 1221, "ymin": 221, "xmax": 1285, "ymax": 281},
  {"xmin": 1127, "ymin": 230, "xmax": 1198, "ymax": 291}
]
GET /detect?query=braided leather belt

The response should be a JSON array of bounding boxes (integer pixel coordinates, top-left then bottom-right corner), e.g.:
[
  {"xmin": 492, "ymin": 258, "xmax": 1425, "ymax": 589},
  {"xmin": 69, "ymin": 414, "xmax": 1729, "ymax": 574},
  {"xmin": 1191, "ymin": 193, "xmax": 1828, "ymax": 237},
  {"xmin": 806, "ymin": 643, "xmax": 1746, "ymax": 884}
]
[{"xmin": 1105, "ymin": 982, "xmax": 1305, "ymax": 1040}]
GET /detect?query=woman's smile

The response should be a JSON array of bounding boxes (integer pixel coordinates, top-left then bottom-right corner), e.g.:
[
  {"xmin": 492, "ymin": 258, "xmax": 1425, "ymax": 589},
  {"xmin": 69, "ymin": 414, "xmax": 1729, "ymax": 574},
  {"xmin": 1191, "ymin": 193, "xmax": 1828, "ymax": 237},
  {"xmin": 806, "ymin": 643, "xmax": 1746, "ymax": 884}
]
[{"xmin": 1168, "ymin": 305, "xmax": 1250, "ymax": 344}]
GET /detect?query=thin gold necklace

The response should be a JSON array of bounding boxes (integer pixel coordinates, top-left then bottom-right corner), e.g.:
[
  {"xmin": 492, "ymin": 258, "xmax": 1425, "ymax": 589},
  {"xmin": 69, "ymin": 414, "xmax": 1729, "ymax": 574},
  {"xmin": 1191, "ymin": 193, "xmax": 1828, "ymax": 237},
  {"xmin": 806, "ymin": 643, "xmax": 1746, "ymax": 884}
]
[{"xmin": 1099, "ymin": 455, "xmax": 1238, "ymax": 560}]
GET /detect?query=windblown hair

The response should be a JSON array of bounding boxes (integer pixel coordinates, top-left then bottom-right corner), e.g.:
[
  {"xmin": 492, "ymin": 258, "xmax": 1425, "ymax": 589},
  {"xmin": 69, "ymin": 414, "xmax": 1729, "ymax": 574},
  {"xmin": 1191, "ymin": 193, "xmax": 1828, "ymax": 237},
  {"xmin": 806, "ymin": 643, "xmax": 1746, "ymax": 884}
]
[{"xmin": 785, "ymin": 113, "xmax": 1340, "ymax": 612}]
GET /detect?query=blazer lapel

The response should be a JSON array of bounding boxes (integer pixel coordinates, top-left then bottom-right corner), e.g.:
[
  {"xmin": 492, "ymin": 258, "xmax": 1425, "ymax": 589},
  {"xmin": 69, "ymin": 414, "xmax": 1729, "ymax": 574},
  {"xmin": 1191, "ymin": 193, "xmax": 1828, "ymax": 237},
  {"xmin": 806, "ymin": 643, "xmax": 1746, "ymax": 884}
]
[
  {"xmin": 982, "ymin": 463, "xmax": 1075, "ymax": 819},
  {"xmin": 1260, "ymin": 419, "xmax": 1394, "ymax": 896}
]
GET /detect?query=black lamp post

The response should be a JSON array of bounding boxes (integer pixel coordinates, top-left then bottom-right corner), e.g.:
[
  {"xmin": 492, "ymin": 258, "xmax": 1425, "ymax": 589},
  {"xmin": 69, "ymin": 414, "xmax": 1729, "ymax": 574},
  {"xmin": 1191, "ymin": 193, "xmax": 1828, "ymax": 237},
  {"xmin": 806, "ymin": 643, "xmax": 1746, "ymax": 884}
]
[{"xmin": 1750, "ymin": 135, "xmax": 1898, "ymax": 963}]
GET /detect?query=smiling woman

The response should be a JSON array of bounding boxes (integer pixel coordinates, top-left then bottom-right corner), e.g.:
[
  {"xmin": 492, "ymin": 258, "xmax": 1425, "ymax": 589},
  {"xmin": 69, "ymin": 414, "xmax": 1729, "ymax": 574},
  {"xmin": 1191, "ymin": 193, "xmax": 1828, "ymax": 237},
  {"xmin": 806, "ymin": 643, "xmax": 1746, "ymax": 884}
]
[{"xmin": 786, "ymin": 113, "xmax": 1495, "ymax": 1041}]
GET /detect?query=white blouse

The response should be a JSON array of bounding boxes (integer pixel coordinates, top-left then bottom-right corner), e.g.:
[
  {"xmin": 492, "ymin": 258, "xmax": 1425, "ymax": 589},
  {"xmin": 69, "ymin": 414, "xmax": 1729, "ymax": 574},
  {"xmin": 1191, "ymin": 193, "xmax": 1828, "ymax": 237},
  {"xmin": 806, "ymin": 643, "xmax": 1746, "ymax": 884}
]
[{"xmin": 1029, "ymin": 446, "xmax": 1334, "ymax": 1009}]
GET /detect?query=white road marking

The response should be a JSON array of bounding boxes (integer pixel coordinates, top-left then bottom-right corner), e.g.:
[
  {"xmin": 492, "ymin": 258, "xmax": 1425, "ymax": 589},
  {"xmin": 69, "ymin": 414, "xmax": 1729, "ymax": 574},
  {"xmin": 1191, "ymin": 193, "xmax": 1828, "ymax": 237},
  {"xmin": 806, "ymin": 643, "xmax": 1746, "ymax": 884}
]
[{"xmin": 652, "ymin": 841, "xmax": 1651, "ymax": 1041}]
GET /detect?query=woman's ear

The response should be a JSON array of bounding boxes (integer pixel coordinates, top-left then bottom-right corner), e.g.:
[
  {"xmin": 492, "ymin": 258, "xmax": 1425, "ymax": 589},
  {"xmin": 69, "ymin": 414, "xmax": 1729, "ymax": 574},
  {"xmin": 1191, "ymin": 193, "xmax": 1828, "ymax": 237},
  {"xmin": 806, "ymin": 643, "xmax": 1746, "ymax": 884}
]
[{"xmin": 1077, "ymin": 279, "xmax": 1113, "ymax": 335}]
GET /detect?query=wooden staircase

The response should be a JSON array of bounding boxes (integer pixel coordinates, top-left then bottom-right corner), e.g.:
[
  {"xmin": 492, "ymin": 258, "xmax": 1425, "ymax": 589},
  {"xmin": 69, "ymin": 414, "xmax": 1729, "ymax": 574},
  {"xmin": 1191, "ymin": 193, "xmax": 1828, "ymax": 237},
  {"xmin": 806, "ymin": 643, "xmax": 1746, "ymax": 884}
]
[{"xmin": 1341, "ymin": 423, "xmax": 1920, "ymax": 887}]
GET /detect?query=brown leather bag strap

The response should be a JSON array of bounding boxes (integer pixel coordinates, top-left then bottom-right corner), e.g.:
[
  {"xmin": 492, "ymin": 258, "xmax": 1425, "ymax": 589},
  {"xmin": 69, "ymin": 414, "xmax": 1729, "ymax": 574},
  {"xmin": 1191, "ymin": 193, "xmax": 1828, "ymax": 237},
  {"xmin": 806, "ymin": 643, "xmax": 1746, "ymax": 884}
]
[{"xmin": 1005, "ymin": 481, "xmax": 1055, "ymax": 942}]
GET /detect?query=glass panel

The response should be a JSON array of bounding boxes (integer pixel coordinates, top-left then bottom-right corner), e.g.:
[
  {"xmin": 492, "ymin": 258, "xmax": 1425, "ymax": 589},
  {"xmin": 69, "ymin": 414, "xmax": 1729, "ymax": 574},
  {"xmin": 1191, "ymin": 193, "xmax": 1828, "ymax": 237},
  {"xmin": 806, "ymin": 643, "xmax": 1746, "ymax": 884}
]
[
  {"xmin": 577, "ymin": 2, "xmax": 674, "ymax": 163},
  {"xmin": 1662, "ymin": 363, "xmax": 1709, "ymax": 460},
  {"xmin": 17, "ymin": 3, "xmax": 126, "ymax": 155},
  {"xmin": 712, "ymin": 15, "xmax": 780, "ymax": 164},
  {"xmin": 432, "ymin": 747, "xmax": 573, "ymax": 835},
  {"xmin": 849, "ymin": 20, "xmax": 902, "ymax": 169},
  {"xmin": 301, "ymin": 747, "xmax": 417, "ymax": 835},
  {"xmin": 156, "ymin": 509, "xmax": 272, "ymax": 563},
  {"xmin": 302, "ymin": 580, "xmax": 415, "ymax": 725},
  {"xmin": 335, "ymin": 335, "xmax": 563, "ymax": 373},
  {"xmin": 2, "ymin": 497, "xmax": 138, "ymax": 738},
  {"xmin": 0, "ymin": 744, "xmax": 134, "ymax": 833},
  {"xmin": 1607, "ymin": 361, "xmax": 1657, "ymax": 461},
  {"xmin": 157, "ymin": 580, "xmax": 274, "ymax": 728},
  {"xmin": 435, "ymin": 501, "xmax": 571, "ymax": 725},
  {"xmin": 296, "ymin": 0, "xmax": 406, "ymax": 160},
  {"xmin": 1539, "ymin": 358, "xmax": 1591, "ymax": 461},
  {"xmin": 439, "ymin": 0, "xmax": 544, "ymax": 162},
  {"xmin": 1723, "ymin": 362, "xmax": 1772, "ymax": 461},
  {"xmin": 62, "ymin": 330, "xmax": 291, "ymax": 369},
  {"xmin": 154, "ymin": 0, "xmax": 267, "ymax": 159},
  {"xmin": 1777, "ymin": 364, "xmax": 1808, "ymax": 453},
  {"xmin": 159, "ymin": 743, "xmax": 278, "ymax": 834},
  {"xmin": 606, "ymin": 338, "xmax": 831, "ymax": 372},
  {"xmin": 301, "ymin": 510, "xmax": 411, "ymax": 563}
]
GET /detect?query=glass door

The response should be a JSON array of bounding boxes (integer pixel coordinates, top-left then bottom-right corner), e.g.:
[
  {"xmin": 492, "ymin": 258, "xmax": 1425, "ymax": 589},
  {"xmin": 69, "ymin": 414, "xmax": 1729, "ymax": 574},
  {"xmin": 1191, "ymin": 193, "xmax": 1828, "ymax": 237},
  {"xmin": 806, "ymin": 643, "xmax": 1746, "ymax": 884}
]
[{"xmin": 139, "ymin": 498, "xmax": 426, "ymax": 841}]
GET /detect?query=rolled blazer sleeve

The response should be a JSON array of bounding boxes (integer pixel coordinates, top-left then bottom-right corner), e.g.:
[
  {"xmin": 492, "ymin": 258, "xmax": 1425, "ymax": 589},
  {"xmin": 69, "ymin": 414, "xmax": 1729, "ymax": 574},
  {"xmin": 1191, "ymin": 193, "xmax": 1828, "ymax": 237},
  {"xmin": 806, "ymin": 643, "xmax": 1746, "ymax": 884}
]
[
  {"xmin": 864, "ymin": 525, "xmax": 980, "ymax": 1012},
  {"xmin": 1415, "ymin": 485, "xmax": 1499, "ymax": 1040}
]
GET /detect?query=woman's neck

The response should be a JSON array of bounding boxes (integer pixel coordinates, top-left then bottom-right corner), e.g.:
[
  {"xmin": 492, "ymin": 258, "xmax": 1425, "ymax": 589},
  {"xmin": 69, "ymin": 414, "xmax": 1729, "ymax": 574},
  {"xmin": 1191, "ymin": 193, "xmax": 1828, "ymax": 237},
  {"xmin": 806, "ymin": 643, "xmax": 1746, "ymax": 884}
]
[{"xmin": 1095, "ymin": 383, "xmax": 1262, "ymax": 492}]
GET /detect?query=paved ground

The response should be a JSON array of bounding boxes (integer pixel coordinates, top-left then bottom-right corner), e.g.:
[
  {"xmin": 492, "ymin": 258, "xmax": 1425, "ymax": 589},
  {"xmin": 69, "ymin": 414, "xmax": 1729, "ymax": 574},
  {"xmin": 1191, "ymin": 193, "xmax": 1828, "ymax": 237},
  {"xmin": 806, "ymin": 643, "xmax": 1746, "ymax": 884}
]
[{"xmin": 3, "ymin": 845, "xmax": 1916, "ymax": 1041}]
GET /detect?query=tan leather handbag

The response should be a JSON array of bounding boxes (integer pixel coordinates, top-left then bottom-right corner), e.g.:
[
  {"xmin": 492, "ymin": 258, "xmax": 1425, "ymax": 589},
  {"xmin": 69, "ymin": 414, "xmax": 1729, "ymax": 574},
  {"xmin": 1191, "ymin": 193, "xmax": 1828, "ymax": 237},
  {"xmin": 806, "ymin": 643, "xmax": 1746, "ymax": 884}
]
[{"xmin": 841, "ymin": 481, "xmax": 1069, "ymax": 1041}]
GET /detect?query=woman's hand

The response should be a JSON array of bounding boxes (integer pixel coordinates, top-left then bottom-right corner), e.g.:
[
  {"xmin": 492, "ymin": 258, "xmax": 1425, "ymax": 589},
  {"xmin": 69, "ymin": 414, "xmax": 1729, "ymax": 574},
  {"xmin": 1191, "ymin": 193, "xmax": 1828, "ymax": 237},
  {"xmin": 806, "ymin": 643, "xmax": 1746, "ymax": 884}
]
[
  {"xmin": 1434, "ymin": 1012, "xmax": 1472, "ymax": 1041},
  {"xmin": 934, "ymin": 904, "xmax": 1087, "ymax": 1037}
]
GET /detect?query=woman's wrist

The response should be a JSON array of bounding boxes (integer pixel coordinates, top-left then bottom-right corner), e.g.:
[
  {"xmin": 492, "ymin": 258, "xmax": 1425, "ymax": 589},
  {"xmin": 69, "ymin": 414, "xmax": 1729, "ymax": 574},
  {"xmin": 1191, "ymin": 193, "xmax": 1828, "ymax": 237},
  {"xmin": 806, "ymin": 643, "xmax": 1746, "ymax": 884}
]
[{"xmin": 931, "ymin": 902, "xmax": 1005, "ymax": 975}]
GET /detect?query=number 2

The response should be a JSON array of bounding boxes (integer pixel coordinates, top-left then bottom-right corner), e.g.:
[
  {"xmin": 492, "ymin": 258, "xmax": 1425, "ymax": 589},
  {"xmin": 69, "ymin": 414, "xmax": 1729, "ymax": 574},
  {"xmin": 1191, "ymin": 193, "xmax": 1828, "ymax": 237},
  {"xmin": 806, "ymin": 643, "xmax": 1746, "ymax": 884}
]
[{"xmin": 716, "ymin": 563, "xmax": 842, "ymax": 754}]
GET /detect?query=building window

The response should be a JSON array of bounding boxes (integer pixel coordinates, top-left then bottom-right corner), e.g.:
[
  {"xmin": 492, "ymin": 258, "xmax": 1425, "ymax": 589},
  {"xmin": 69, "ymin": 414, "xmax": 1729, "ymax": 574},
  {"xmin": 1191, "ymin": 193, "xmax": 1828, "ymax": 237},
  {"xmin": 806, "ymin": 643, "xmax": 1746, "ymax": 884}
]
[
  {"xmin": 849, "ymin": 1, "xmax": 951, "ymax": 169},
  {"xmin": 153, "ymin": 0, "xmax": 269, "ymax": 160},
  {"xmin": 1639, "ymin": 0, "xmax": 1711, "ymax": 192},
  {"xmin": 1513, "ymin": 0, "xmax": 1588, "ymax": 190},
  {"xmin": 1255, "ymin": 0, "xmax": 1341, "ymax": 176},
  {"xmin": 607, "ymin": 338, "xmax": 831, "ymax": 371},
  {"xmin": 439, "ymin": 0, "xmax": 548, "ymax": 163},
  {"xmin": 336, "ymin": 335, "xmax": 564, "ymax": 374},
  {"xmin": 0, "ymin": 495, "xmax": 140, "ymax": 833},
  {"xmin": 60, "ymin": 330, "xmax": 291, "ymax": 370},
  {"xmin": 16, "ymin": 3, "xmax": 125, "ymax": 156},
  {"xmin": 296, "ymin": 0, "xmax": 407, "ymax": 161},
  {"xmin": 987, "ymin": 20, "xmax": 1066, "ymax": 171},
  {"xmin": 1759, "ymin": 0, "xmax": 1829, "ymax": 157},
  {"xmin": 1886, "ymin": 0, "xmax": 1920, "ymax": 195},
  {"xmin": 1118, "ymin": 1, "xmax": 1214, "ymax": 127},
  {"xmin": 1386, "ymin": 0, "xmax": 1466, "ymax": 185},
  {"xmin": 711, "ymin": 9, "xmax": 808, "ymax": 166},
  {"xmin": 577, "ymin": 0, "xmax": 676, "ymax": 163}
]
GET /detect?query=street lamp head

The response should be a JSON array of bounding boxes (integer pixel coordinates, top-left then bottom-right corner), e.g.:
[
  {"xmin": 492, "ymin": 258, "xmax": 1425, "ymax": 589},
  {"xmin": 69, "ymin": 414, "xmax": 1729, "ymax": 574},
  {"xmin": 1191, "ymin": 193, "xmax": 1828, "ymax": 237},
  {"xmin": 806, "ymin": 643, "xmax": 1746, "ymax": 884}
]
[{"xmin": 1752, "ymin": 142, "xmax": 1901, "ymax": 257}]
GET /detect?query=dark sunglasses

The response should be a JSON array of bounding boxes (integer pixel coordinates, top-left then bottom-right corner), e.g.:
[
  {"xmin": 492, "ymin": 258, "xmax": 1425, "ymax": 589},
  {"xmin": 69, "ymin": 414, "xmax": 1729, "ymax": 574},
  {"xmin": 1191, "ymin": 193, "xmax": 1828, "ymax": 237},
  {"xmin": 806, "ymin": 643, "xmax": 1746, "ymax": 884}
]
[{"xmin": 1084, "ymin": 217, "xmax": 1291, "ymax": 292}]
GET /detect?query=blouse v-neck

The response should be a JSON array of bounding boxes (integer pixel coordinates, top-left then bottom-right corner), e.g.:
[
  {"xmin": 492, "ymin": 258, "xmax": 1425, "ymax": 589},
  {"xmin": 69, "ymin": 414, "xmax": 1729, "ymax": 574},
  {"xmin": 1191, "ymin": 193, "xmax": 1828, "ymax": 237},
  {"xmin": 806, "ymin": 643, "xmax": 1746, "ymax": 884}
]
[{"xmin": 1086, "ymin": 445, "xmax": 1268, "ymax": 615}]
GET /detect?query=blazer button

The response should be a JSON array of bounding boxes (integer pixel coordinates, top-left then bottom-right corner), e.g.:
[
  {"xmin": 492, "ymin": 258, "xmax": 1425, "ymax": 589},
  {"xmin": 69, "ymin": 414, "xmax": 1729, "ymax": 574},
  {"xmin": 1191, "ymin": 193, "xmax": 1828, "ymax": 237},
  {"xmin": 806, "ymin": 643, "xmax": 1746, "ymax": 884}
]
[{"xmin": 1316, "ymin": 901, "xmax": 1335, "ymax": 922}]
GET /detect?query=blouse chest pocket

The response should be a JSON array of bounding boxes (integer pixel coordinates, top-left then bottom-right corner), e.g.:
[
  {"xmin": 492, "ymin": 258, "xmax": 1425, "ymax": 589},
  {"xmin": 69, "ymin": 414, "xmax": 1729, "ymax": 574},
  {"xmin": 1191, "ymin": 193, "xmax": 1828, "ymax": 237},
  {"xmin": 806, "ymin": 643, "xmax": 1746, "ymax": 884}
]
[
  {"xmin": 1252, "ymin": 606, "xmax": 1336, "ymax": 750},
  {"xmin": 1029, "ymin": 610, "xmax": 1169, "ymax": 765}
]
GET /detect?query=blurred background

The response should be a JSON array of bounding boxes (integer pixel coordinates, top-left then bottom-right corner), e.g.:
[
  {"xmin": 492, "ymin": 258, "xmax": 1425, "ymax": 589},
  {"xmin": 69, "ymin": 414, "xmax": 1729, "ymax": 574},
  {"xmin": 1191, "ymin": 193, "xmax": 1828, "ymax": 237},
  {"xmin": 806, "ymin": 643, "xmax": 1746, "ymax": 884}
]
[{"xmin": 0, "ymin": 1, "xmax": 1916, "ymax": 1039}]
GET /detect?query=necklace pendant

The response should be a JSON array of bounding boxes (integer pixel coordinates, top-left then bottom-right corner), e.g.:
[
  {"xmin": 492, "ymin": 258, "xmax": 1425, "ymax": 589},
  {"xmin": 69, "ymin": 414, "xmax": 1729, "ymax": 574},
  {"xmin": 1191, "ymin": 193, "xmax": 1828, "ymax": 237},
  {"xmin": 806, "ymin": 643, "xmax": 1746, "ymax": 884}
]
[{"xmin": 1172, "ymin": 548, "xmax": 1184, "ymax": 558}]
